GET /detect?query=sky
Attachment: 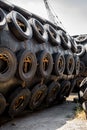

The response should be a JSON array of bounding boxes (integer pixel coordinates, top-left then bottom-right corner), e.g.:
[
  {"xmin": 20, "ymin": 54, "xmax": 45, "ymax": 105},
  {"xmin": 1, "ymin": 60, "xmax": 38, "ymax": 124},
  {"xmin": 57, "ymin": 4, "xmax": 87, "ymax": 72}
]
[{"xmin": 8, "ymin": 0, "xmax": 87, "ymax": 36}]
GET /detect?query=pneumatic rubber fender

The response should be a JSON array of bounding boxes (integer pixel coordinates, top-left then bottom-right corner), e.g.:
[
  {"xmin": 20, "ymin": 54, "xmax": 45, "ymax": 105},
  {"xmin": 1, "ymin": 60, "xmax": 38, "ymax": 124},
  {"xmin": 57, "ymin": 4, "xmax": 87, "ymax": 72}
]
[
  {"xmin": 7, "ymin": 10, "xmax": 33, "ymax": 41},
  {"xmin": 52, "ymin": 52, "xmax": 65, "ymax": 76},
  {"xmin": 36, "ymin": 50, "xmax": 53, "ymax": 78},
  {"xmin": 8, "ymin": 87, "xmax": 31, "ymax": 117},
  {"xmin": 44, "ymin": 24, "xmax": 61, "ymax": 46},
  {"xmin": 29, "ymin": 84, "xmax": 47, "ymax": 110},
  {"xmin": 16, "ymin": 49, "xmax": 37, "ymax": 81},
  {"xmin": 58, "ymin": 30, "xmax": 71, "ymax": 50},
  {"xmin": 29, "ymin": 18, "xmax": 48, "ymax": 43},
  {"xmin": 0, "ymin": 47, "xmax": 17, "ymax": 82},
  {"xmin": 0, "ymin": 8, "xmax": 6, "ymax": 30}
]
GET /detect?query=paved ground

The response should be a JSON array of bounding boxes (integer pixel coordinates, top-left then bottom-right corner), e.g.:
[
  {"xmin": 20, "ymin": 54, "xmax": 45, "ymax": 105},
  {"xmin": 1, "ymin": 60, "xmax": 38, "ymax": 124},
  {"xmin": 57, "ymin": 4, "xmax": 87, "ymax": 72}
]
[{"xmin": 0, "ymin": 94, "xmax": 87, "ymax": 130}]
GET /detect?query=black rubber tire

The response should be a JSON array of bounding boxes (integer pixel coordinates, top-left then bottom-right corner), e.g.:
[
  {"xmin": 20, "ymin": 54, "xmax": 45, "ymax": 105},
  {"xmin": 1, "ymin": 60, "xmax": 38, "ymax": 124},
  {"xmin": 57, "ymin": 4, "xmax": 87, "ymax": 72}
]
[
  {"xmin": 56, "ymin": 80, "xmax": 70, "ymax": 103},
  {"xmin": 36, "ymin": 51, "xmax": 53, "ymax": 78},
  {"xmin": 0, "ymin": 47, "xmax": 17, "ymax": 82},
  {"xmin": 76, "ymin": 44, "xmax": 86, "ymax": 57},
  {"xmin": 53, "ymin": 52, "xmax": 65, "ymax": 76},
  {"xmin": 75, "ymin": 35, "xmax": 87, "ymax": 43},
  {"xmin": 17, "ymin": 50, "xmax": 37, "ymax": 81},
  {"xmin": 45, "ymin": 24, "xmax": 61, "ymax": 46},
  {"xmin": 70, "ymin": 37, "xmax": 77, "ymax": 53},
  {"xmin": 73, "ymin": 54, "xmax": 80, "ymax": 75},
  {"xmin": 66, "ymin": 79, "xmax": 76, "ymax": 97},
  {"xmin": 29, "ymin": 84, "xmax": 47, "ymax": 110},
  {"xmin": 46, "ymin": 81, "xmax": 60, "ymax": 105},
  {"xmin": 58, "ymin": 80, "xmax": 71, "ymax": 98},
  {"xmin": 0, "ymin": 0, "xmax": 14, "ymax": 11},
  {"xmin": 29, "ymin": 18, "xmax": 48, "ymax": 43},
  {"xmin": 79, "ymin": 61, "xmax": 86, "ymax": 75},
  {"xmin": 78, "ymin": 78, "xmax": 86, "ymax": 103},
  {"xmin": 79, "ymin": 88, "xmax": 87, "ymax": 101},
  {"xmin": 80, "ymin": 77, "xmax": 87, "ymax": 88},
  {"xmin": 64, "ymin": 54, "xmax": 75, "ymax": 75},
  {"xmin": 0, "ymin": 8, "xmax": 6, "ymax": 30},
  {"xmin": 79, "ymin": 78, "xmax": 87, "ymax": 101},
  {"xmin": 82, "ymin": 101, "xmax": 87, "ymax": 112},
  {"xmin": 58, "ymin": 30, "xmax": 71, "ymax": 49},
  {"xmin": 0, "ymin": 93, "xmax": 6, "ymax": 115},
  {"xmin": 7, "ymin": 11, "xmax": 32, "ymax": 41},
  {"xmin": 8, "ymin": 87, "xmax": 31, "ymax": 117}
]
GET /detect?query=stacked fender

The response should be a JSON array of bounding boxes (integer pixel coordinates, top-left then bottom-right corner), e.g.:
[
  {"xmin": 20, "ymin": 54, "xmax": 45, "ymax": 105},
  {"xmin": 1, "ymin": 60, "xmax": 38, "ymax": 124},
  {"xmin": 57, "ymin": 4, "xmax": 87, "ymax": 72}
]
[
  {"xmin": 0, "ymin": 1, "xmax": 80, "ymax": 117},
  {"xmin": 73, "ymin": 34, "xmax": 87, "ymax": 92},
  {"xmin": 73, "ymin": 34, "xmax": 87, "ymax": 113}
]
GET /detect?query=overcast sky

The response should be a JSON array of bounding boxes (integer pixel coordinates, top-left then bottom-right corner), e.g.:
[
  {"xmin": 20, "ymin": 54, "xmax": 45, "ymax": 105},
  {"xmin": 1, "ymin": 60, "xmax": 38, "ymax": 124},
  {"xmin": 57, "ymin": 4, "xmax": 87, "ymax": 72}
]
[{"xmin": 8, "ymin": 0, "xmax": 87, "ymax": 35}]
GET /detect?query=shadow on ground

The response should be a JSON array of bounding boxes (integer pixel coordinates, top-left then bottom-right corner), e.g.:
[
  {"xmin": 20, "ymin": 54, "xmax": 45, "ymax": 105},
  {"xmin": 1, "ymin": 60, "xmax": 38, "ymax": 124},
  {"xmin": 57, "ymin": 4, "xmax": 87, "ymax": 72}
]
[{"xmin": 0, "ymin": 97, "xmax": 76, "ymax": 130}]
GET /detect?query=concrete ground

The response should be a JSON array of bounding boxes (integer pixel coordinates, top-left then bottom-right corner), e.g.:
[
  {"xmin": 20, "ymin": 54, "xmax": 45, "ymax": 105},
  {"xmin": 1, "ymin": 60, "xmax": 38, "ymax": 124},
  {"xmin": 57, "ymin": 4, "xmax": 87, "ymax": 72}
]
[{"xmin": 0, "ymin": 94, "xmax": 87, "ymax": 130}]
